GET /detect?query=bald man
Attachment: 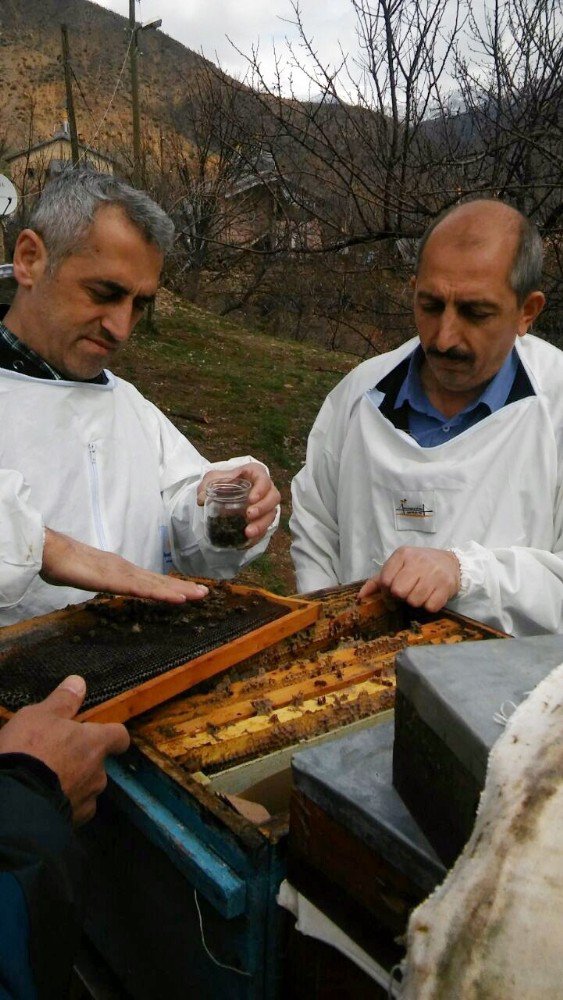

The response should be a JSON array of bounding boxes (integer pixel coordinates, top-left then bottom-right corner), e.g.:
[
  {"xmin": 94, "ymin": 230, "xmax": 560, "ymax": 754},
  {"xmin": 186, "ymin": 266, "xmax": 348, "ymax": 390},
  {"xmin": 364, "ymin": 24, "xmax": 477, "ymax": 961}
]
[{"xmin": 290, "ymin": 200, "xmax": 563, "ymax": 636}]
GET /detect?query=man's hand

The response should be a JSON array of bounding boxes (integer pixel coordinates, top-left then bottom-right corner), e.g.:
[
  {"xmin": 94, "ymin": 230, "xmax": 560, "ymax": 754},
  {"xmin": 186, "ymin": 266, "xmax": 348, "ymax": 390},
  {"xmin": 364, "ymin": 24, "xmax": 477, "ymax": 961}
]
[
  {"xmin": 40, "ymin": 529, "xmax": 209, "ymax": 603},
  {"xmin": 357, "ymin": 547, "xmax": 461, "ymax": 613},
  {"xmin": 0, "ymin": 675, "xmax": 130, "ymax": 825},
  {"xmin": 197, "ymin": 463, "xmax": 281, "ymax": 544}
]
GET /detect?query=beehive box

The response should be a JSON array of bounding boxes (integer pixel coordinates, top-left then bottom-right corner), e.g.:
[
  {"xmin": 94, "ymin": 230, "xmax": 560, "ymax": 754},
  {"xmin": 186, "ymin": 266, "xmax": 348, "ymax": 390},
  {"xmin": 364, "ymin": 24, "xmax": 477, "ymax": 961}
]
[
  {"xmin": 393, "ymin": 635, "xmax": 563, "ymax": 866},
  {"xmin": 132, "ymin": 586, "xmax": 505, "ymax": 815},
  {"xmin": 73, "ymin": 585, "xmax": 506, "ymax": 1000}
]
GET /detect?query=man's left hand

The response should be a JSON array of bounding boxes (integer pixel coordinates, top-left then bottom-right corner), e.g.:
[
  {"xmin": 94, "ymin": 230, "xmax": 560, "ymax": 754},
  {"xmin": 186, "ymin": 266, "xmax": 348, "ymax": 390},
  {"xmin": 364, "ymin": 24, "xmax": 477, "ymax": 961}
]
[
  {"xmin": 198, "ymin": 463, "xmax": 281, "ymax": 544},
  {"xmin": 357, "ymin": 546, "xmax": 461, "ymax": 612}
]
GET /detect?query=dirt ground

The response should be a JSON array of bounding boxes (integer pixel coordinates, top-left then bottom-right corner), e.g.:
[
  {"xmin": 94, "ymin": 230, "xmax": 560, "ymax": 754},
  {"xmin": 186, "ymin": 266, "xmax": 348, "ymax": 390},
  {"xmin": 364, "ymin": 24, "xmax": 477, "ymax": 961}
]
[{"xmin": 110, "ymin": 291, "xmax": 357, "ymax": 595}]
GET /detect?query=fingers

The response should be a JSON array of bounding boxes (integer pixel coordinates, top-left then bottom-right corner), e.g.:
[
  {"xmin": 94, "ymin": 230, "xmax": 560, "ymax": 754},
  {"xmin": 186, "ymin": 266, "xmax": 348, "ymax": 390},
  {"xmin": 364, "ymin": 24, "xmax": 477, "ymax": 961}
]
[
  {"xmin": 93, "ymin": 721, "xmax": 131, "ymax": 757},
  {"xmin": 239, "ymin": 464, "xmax": 272, "ymax": 505},
  {"xmin": 0, "ymin": 676, "xmax": 129, "ymax": 828},
  {"xmin": 357, "ymin": 577, "xmax": 381, "ymax": 600},
  {"xmin": 123, "ymin": 572, "xmax": 209, "ymax": 604},
  {"xmin": 246, "ymin": 481, "xmax": 281, "ymax": 519},
  {"xmin": 70, "ymin": 766, "xmax": 109, "ymax": 827},
  {"xmin": 198, "ymin": 464, "xmax": 280, "ymax": 508},
  {"xmin": 379, "ymin": 550, "xmax": 435, "ymax": 608},
  {"xmin": 197, "ymin": 468, "xmax": 239, "ymax": 505},
  {"xmin": 246, "ymin": 484, "xmax": 281, "ymax": 541},
  {"xmin": 74, "ymin": 797, "xmax": 100, "ymax": 827},
  {"xmin": 374, "ymin": 547, "xmax": 460, "ymax": 612},
  {"xmin": 149, "ymin": 579, "xmax": 209, "ymax": 603},
  {"xmin": 77, "ymin": 721, "xmax": 130, "ymax": 768},
  {"xmin": 41, "ymin": 531, "xmax": 209, "ymax": 606},
  {"xmin": 65, "ymin": 722, "xmax": 130, "ymax": 826},
  {"xmin": 243, "ymin": 466, "xmax": 280, "ymax": 541},
  {"xmin": 41, "ymin": 674, "xmax": 87, "ymax": 719}
]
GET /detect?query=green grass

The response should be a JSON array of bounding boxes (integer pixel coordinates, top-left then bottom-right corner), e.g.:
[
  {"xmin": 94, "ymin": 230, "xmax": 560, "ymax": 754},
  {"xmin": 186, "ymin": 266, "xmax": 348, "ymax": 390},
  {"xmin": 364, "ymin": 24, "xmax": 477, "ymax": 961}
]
[
  {"xmin": 115, "ymin": 295, "xmax": 357, "ymax": 592},
  {"xmin": 256, "ymin": 408, "xmax": 290, "ymax": 468}
]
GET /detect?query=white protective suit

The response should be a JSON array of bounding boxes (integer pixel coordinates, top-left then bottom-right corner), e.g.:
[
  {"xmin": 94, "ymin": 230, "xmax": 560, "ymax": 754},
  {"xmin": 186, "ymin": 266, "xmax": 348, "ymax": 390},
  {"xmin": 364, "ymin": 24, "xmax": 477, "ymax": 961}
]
[
  {"xmin": 0, "ymin": 469, "xmax": 44, "ymax": 609},
  {"xmin": 290, "ymin": 333, "xmax": 563, "ymax": 636},
  {"xmin": 0, "ymin": 369, "xmax": 278, "ymax": 625}
]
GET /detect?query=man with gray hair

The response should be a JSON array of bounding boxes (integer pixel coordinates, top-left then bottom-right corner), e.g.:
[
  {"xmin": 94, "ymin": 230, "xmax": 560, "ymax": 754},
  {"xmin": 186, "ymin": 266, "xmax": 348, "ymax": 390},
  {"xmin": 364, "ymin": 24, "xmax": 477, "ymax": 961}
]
[
  {"xmin": 291, "ymin": 199, "xmax": 563, "ymax": 636},
  {"xmin": 0, "ymin": 169, "xmax": 280, "ymax": 624}
]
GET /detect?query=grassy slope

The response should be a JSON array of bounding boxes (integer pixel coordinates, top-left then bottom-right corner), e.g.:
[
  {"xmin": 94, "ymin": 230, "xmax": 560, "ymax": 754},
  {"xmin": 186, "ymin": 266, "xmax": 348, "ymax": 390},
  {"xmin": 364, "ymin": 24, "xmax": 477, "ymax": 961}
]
[{"xmin": 111, "ymin": 292, "xmax": 357, "ymax": 594}]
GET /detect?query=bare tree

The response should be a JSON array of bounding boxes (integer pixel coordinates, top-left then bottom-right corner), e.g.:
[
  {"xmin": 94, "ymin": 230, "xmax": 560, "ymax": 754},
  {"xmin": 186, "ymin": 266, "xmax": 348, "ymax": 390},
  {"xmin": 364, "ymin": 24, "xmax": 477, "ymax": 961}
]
[
  {"xmin": 207, "ymin": 0, "xmax": 562, "ymax": 350},
  {"xmin": 453, "ymin": 0, "xmax": 563, "ymax": 334},
  {"xmin": 136, "ymin": 0, "xmax": 563, "ymax": 351}
]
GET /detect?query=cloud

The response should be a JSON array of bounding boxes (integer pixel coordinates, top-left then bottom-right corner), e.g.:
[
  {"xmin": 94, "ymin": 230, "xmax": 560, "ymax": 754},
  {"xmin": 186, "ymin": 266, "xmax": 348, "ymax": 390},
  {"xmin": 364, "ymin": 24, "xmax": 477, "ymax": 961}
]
[{"xmin": 96, "ymin": 0, "xmax": 358, "ymax": 93}]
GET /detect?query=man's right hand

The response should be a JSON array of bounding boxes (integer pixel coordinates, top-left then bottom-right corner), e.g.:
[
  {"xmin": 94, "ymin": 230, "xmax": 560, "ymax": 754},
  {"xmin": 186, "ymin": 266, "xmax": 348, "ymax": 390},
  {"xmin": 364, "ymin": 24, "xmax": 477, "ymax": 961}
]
[
  {"xmin": 0, "ymin": 675, "xmax": 129, "ymax": 826},
  {"xmin": 40, "ymin": 529, "xmax": 209, "ymax": 604},
  {"xmin": 357, "ymin": 546, "xmax": 461, "ymax": 612}
]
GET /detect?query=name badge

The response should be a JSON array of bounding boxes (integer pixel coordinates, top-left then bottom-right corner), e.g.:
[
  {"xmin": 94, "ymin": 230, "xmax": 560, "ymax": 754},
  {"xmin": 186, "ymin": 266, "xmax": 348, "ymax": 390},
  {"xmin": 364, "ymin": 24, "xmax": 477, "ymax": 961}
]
[
  {"xmin": 393, "ymin": 491, "xmax": 436, "ymax": 533},
  {"xmin": 160, "ymin": 524, "xmax": 174, "ymax": 572}
]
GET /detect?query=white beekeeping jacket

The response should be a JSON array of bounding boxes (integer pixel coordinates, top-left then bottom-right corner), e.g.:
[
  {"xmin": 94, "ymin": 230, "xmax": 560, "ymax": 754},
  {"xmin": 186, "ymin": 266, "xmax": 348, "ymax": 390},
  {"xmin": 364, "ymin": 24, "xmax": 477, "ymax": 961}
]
[
  {"xmin": 0, "ymin": 370, "xmax": 276, "ymax": 624},
  {"xmin": 291, "ymin": 334, "xmax": 563, "ymax": 636},
  {"xmin": 0, "ymin": 469, "xmax": 44, "ymax": 609}
]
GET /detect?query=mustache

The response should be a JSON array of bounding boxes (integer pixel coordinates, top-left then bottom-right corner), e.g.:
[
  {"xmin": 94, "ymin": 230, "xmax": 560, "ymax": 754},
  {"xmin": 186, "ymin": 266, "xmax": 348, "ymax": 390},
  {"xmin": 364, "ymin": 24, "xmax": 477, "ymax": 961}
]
[
  {"xmin": 426, "ymin": 347, "xmax": 474, "ymax": 364},
  {"xmin": 95, "ymin": 331, "xmax": 120, "ymax": 348}
]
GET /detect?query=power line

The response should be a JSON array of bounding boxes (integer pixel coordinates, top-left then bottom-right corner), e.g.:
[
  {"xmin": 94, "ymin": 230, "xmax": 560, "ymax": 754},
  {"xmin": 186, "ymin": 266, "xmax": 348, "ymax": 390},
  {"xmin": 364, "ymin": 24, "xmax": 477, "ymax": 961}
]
[
  {"xmin": 86, "ymin": 27, "xmax": 135, "ymax": 148},
  {"xmin": 71, "ymin": 65, "xmax": 94, "ymax": 118},
  {"xmin": 20, "ymin": 27, "xmax": 136, "ymax": 200}
]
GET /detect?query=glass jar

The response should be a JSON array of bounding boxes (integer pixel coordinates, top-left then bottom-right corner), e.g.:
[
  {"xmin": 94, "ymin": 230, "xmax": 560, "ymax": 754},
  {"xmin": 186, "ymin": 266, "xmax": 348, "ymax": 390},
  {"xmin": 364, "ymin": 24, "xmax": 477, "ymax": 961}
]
[{"xmin": 204, "ymin": 479, "xmax": 252, "ymax": 550}]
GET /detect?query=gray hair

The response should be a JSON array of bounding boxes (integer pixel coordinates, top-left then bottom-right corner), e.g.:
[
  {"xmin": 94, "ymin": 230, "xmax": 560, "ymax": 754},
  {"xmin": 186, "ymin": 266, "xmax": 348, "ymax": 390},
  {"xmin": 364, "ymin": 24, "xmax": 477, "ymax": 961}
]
[
  {"xmin": 29, "ymin": 168, "xmax": 175, "ymax": 270},
  {"xmin": 415, "ymin": 200, "xmax": 544, "ymax": 304}
]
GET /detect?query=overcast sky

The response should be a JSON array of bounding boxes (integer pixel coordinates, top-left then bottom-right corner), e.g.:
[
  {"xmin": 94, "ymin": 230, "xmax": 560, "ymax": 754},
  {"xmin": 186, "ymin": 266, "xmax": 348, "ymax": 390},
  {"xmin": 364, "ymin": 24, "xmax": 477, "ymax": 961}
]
[{"xmin": 94, "ymin": 0, "xmax": 359, "ymax": 96}]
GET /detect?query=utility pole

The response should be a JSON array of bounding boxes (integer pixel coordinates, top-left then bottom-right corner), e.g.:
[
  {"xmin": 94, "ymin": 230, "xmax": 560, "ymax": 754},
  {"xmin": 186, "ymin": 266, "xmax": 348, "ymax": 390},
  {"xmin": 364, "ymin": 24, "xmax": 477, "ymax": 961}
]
[
  {"xmin": 60, "ymin": 24, "xmax": 80, "ymax": 167},
  {"xmin": 129, "ymin": 2, "xmax": 162, "ymax": 188},
  {"xmin": 129, "ymin": 0, "xmax": 141, "ymax": 187}
]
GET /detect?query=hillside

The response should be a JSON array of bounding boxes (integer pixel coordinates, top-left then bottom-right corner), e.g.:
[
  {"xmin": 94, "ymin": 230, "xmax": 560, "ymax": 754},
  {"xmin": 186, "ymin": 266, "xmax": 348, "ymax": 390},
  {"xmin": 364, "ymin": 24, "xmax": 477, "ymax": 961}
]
[
  {"xmin": 0, "ymin": 0, "xmax": 218, "ymax": 156},
  {"xmin": 111, "ymin": 290, "xmax": 357, "ymax": 593}
]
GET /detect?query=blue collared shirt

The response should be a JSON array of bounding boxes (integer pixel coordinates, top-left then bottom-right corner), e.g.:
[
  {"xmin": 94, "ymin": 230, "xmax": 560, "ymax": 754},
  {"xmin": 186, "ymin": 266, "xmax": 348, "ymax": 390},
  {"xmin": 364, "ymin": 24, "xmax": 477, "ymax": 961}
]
[{"xmin": 395, "ymin": 345, "xmax": 520, "ymax": 447}]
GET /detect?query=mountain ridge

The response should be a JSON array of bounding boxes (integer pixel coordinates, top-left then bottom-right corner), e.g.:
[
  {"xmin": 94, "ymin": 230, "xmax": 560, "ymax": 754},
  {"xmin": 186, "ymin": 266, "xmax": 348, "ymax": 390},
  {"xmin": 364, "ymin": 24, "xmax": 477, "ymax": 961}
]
[{"xmin": 0, "ymin": 0, "xmax": 220, "ymax": 158}]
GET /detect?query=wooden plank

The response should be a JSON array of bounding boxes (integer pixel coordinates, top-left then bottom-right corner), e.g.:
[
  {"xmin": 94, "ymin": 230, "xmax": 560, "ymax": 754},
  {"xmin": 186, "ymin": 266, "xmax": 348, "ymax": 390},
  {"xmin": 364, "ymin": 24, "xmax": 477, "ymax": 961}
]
[
  {"xmin": 140, "ymin": 631, "xmax": 406, "ymax": 729},
  {"xmin": 136, "ymin": 617, "xmax": 479, "ymax": 755},
  {"xmin": 289, "ymin": 788, "xmax": 422, "ymax": 934},
  {"xmin": 78, "ymin": 596, "xmax": 320, "ymax": 723},
  {"xmin": 145, "ymin": 654, "xmax": 397, "ymax": 751},
  {"xmin": 0, "ymin": 583, "xmax": 320, "ymax": 725},
  {"xmin": 175, "ymin": 680, "xmax": 396, "ymax": 771},
  {"xmin": 207, "ymin": 710, "xmax": 394, "ymax": 797}
]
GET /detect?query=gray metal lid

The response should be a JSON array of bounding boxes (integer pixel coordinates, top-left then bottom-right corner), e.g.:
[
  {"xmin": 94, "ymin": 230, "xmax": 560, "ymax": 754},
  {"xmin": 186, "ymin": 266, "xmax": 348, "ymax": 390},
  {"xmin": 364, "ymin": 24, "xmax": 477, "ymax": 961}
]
[
  {"xmin": 396, "ymin": 636, "xmax": 563, "ymax": 784},
  {"xmin": 292, "ymin": 720, "xmax": 446, "ymax": 892}
]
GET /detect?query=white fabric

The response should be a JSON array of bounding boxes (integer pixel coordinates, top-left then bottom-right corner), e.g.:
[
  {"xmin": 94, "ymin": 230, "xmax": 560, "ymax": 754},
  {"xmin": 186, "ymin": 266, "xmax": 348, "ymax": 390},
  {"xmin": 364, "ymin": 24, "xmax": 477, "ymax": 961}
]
[
  {"xmin": 277, "ymin": 880, "xmax": 399, "ymax": 993},
  {"xmin": 0, "ymin": 368, "xmax": 277, "ymax": 624},
  {"xmin": 0, "ymin": 469, "xmax": 44, "ymax": 608},
  {"xmin": 290, "ymin": 333, "xmax": 563, "ymax": 636},
  {"xmin": 400, "ymin": 659, "xmax": 563, "ymax": 999}
]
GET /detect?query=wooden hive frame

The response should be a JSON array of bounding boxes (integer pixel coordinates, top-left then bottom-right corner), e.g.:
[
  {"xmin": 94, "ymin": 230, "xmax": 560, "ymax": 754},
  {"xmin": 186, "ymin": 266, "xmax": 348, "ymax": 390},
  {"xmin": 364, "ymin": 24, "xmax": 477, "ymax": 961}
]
[
  {"xmin": 134, "ymin": 592, "xmax": 507, "ymax": 775},
  {"xmin": 0, "ymin": 583, "xmax": 320, "ymax": 725}
]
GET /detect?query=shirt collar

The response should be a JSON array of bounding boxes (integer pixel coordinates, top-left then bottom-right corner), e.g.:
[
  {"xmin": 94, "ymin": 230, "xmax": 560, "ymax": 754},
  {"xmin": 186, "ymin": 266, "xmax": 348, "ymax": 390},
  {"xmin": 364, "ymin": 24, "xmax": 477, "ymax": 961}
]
[
  {"xmin": 395, "ymin": 343, "xmax": 519, "ymax": 419},
  {"xmin": 0, "ymin": 317, "xmax": 63, "ymax": 380},
  {"xmin": 0, "ymin": 310, "xmax": 108, "ymax": 385}
]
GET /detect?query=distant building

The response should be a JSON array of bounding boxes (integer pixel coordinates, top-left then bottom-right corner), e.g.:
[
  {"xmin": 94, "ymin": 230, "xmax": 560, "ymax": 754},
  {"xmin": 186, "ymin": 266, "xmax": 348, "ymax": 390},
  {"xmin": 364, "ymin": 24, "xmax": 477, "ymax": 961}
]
[
  {"xmin": 6, "ymin": 121, "xmax": 118, "ymax": 194},
  {"xmin": 223, "ymin": 151, "xmax": 322, "ymax": 252}
]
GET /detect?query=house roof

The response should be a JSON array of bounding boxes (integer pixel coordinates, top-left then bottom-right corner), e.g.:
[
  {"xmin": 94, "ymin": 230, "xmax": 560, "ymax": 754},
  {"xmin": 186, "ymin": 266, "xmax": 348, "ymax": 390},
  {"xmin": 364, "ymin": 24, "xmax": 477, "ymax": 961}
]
[{"xmin": 6, "ymin": 133, "xmax": 117, "ymax": 166}]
